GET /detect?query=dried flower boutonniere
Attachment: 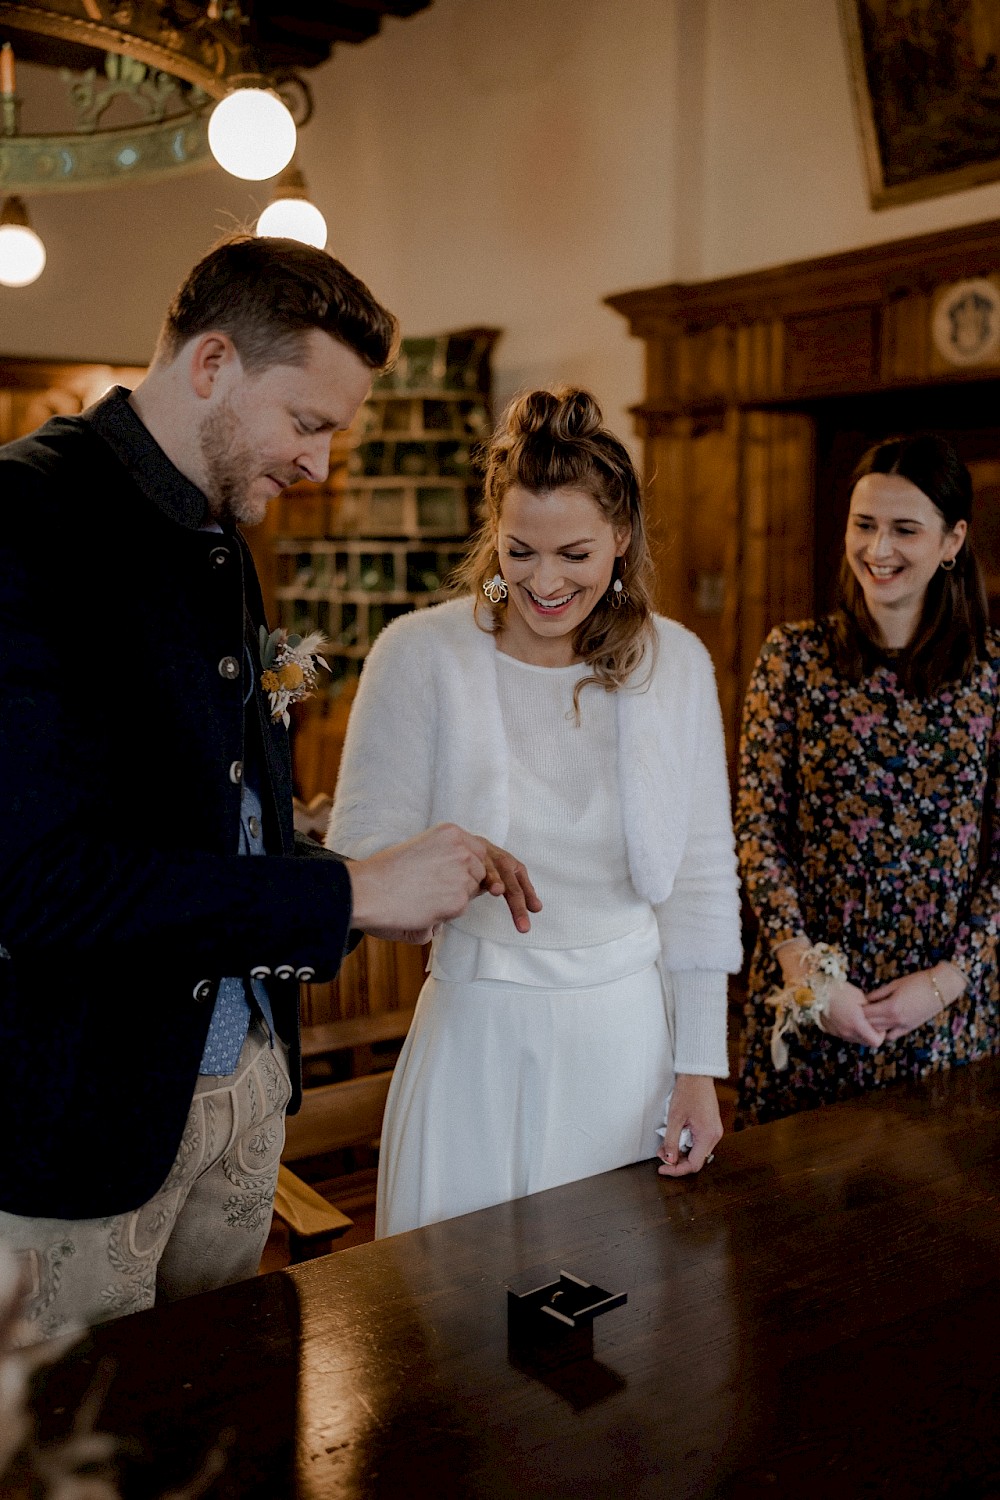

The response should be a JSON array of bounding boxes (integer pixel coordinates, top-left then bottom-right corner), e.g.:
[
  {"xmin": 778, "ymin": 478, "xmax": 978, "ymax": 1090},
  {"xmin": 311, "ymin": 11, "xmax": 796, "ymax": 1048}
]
[{"xmin": 259, "ymin": 625, "xmax": 330, "ymax": 728}]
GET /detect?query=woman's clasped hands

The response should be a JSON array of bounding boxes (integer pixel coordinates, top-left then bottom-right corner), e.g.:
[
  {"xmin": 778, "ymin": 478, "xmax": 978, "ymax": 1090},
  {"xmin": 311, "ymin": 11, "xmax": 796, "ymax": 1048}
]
[
  {"xmin": 776, "ymin": 937, "xmax": 965, "ymax": 1047},
  {"xmin": 865, "ymin": 964, "xmax": 965, "ymax": 1042}
]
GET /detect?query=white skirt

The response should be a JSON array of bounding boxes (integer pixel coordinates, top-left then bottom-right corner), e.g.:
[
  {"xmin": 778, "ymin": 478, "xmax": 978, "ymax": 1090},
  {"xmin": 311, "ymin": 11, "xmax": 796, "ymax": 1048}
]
[{"xmin": 374, "ymin": 960, "xmax": 674, "ymax": 1238}]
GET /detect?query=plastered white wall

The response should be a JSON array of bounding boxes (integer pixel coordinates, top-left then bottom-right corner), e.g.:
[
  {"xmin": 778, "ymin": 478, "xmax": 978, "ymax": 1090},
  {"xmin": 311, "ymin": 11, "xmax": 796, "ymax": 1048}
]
[
  {"xmin": 0, "ymin": 0, "xmax": 681, "ymax": 448},
  {"xmin": 298, "ymin": 0, "xmax": 681, "ymax": 434}
]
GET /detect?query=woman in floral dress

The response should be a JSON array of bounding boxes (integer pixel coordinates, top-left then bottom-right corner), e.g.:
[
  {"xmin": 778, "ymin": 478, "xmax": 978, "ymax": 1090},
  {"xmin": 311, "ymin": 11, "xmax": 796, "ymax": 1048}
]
[{"xmin": 736, "ymin": 434, "xmax": 1000, "ymax": 1127}]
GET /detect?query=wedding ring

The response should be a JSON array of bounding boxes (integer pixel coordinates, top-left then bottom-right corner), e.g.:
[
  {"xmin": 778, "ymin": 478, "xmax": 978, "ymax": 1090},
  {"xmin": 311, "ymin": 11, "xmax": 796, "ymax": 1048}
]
[{"xmin": 705, "ymin": 1153, "xmax": 715, "ymax": 1166}]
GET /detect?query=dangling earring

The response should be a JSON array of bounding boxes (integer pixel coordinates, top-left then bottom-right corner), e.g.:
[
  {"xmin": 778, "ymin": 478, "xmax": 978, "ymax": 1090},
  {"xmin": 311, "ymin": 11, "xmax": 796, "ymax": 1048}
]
[
  {"xmin": 608, "ymin": 564, "xmax": 629, "ymax": 608},
  {"xmin": 483, "ymin": 572, "xmax": 508, "ymax": 603},
  {"xmin": 940, "ymin": 557, "xmax": 956, "ymax": 572}
]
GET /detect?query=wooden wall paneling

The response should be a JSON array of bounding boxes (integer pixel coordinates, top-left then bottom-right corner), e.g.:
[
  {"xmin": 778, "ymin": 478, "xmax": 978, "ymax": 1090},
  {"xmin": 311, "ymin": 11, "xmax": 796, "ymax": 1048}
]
[
  {"xmin": 733, "ymin": 319, "xmax": 784, "ymax": 404},
  {"xmin": 641, "ymin": 411, "xmax": 743, "ymax": 749},
  {"xmin": 644, "ymin": 331, "xmax": 679, "ymax": 408},
  {"xmin": 881, "ymin": 292, "xmax": 931, "ymax": 386},
  {"xmin": 643, "ymin": 418, "xmax": 692, "ymax": 620},
  {"xmin": 783, "ymin": 306, "xmax": 878, "ymax": 397},
  {"xmin": 676, "ymin": 325, "xmax": 735, "ymax": 408},
  {"xmin": 685, "ymin": 413, "xmax": 741, "ymax": 739},
  {"xmin": 301, "ymin": 937, "xmax": 427, "ymax": 1029},
  {"xmin": 738, "ymin": 411, "xmax": 815, "ymax": 744},
  {"xmin": 739, "ymin": 413, "xmax": 771, "ymax": 719}
]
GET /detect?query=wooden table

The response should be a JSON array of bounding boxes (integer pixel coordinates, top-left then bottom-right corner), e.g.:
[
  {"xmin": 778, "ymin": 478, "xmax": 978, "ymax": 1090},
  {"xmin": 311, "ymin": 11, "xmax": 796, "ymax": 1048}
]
[{"xmin": 34, "ymin": 1059, "xmax": 1000, "ymax": 1498}]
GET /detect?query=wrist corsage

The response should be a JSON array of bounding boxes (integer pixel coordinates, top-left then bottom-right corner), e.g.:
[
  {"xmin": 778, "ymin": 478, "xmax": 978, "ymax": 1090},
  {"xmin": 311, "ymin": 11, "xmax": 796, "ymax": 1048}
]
[
  {"xmin": 259, "ymin": 626, "xmax": 330, "ymax": 728},
  {"xmin": 766, "ymin": 942, "xmax": 848, "ymax": 1070}
]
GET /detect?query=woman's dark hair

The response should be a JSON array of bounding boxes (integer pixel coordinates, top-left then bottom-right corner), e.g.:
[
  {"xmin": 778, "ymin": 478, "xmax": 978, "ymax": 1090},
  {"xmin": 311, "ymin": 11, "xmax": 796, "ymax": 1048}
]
[{"xmin": 831, "ymin": 433, "xmax": 988, "ymax": 696}]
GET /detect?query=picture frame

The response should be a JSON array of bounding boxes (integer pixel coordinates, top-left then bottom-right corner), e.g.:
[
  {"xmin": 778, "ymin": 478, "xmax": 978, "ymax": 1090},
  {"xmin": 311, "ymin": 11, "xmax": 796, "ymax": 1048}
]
[{"xmin": 839, "ymin": 0, "xmax": 1000, "ymax": 208}]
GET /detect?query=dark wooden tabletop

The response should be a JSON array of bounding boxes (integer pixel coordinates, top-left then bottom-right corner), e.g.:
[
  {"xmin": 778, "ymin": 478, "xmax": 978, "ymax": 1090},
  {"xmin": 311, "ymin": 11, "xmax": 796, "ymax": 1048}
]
[{"xmin": 33, "ymin": 1058, "xmax": 1000, "ymax": 1499}]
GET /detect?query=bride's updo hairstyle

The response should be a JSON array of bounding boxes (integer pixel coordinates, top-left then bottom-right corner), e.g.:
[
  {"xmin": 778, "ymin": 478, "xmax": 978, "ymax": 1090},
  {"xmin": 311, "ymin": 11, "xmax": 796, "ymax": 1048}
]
[{"xmin": 455, "ymin": 386, "xmax": 656, "ymax": 704}]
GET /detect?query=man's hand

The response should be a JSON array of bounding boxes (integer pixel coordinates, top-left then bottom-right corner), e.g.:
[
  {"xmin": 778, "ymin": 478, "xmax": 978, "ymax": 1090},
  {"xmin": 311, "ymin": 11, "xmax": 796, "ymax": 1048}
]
[
  {"xmin": 479, "ymin": 841, "xmax": 542, "ymax": 934},
  {"xmin": 657, "ymin": 1075, "xmax": 722, "ymax": 1177},
  {"xmin": 347, "ymin": 824, "xmax": 540, "ymax": 942}
]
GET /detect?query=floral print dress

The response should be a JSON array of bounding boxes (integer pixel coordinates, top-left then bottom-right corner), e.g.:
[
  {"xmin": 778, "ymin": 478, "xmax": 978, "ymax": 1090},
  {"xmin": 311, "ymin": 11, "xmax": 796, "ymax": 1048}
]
[{"xmin": 735, "ymin": 619, "xmax": 1000, "ymax": 1128}]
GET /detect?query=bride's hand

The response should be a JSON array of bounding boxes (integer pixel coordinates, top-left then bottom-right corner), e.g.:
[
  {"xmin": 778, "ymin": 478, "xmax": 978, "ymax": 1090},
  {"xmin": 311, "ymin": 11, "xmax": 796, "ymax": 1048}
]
[{"xmin": 657, "ymin": 1075, "xmax": 722, "ymax": 1176}]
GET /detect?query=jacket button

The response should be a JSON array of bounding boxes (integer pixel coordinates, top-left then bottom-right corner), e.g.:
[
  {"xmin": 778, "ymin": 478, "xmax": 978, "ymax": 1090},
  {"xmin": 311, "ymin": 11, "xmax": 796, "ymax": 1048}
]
[
  {"xmin": 229, "ymin": 760, "xmax": 244, "ymax": 784},
  {"xmin": 218, "ymin": 656, "xmax": 240, "ymax": 680},
  {"xmin": 209, "ymin": 546, "xmax": 230, "ymax": 568},
  {"xmin": 274, "ymin": 964, "xmax": 295, "ymax": 981},
  {"xmin": 295, "ymin": 966, "xmax": 316, "ymax": 982},
  {"xmin": 192, "ymin": 979, "xmax": 213, "ymax": 1003},
  {"xmin": 248, "ymin": 814, "xmax": 262, "ymax": 840},
  {"xmin": 249, "ymin": 964, "xmax": 272, "ymax": 980}
]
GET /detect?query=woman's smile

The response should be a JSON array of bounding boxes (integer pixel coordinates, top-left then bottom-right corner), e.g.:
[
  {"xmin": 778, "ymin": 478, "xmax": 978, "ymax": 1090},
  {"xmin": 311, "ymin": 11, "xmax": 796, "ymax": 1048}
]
[
  {"xmin": 862, "ymin": 560, "xmax": 904, "ymax": 581},
  {"xmin": 495, "ymin": 483, "xmax": 629, "ymax": 665},
  {"xmin": 523, "ymin": 585, "xmax": 579, "ymax": 614},
  {"xmin": 845, "ymin": 471, "xmax": 966, "ymax": 647}
]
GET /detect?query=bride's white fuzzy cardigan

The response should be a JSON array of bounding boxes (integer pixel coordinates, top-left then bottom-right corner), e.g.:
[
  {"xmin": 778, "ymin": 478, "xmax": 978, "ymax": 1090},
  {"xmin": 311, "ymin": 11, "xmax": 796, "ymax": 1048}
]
[{"xmin": 327, "ymin": 597, "xmax": 742, "ymax": 977}]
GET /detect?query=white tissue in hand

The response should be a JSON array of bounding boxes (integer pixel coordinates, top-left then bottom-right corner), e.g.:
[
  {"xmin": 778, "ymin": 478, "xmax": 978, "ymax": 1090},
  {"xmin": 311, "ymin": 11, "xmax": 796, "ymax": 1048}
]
[{"xmin": 657, "ymin": 1088, "xmax": 694, "ymax": 1153}]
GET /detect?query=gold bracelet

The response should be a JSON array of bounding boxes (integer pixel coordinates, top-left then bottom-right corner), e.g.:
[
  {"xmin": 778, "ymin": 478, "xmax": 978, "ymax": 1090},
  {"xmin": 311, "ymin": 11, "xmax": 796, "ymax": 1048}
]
[{"xmin": 929, "ymin": 973, "xmax": 945, "ymax": 1012}]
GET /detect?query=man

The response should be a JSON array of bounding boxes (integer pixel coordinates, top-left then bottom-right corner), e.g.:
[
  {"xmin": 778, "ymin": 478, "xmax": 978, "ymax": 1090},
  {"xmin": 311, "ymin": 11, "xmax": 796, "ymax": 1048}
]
[{"xmin": 0, "ymin": 234, "xmax": 536, "ymax": 1340}]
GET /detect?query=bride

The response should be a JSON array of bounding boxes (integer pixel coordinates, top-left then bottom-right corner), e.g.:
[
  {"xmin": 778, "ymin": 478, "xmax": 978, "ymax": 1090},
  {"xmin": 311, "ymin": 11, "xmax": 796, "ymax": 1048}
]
[{"xmin": 327, "ymin": 387, "xmax": 742, "ymax": 1236}]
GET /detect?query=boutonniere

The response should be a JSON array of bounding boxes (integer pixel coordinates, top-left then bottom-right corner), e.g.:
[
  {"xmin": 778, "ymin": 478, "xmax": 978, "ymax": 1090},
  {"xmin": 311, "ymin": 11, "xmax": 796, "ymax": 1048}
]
[{"xmin": 259, "ymin": 626, "xmax": 330, "ymax": 728}]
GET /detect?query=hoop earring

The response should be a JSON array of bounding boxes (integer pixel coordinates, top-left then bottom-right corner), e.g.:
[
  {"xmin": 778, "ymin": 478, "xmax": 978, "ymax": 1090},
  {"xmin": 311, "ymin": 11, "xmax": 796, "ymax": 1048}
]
[
  {"xmin": 940, "ymin": 557, "xmax": 957, "ymax": 572},
  {"xmin": 608, "ymin": 565, "xmax": 629, "ymax": 608},
  {"xmin": 483, "ymin": 572, "xmax": 508, "ymax": 603}
]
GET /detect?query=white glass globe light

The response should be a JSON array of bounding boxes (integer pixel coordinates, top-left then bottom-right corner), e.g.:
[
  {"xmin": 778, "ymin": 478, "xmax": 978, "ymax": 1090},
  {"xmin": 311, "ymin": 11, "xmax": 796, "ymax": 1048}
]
[
  {"xmin": 0, "ymin": 223, "xmax": 46, "ymax": 287},
  {"xmin": 256, "ymin": 196, "xmax": 327, "ymax": 249},
  {"xmin": 208, "ymin": 88, "xmax": 297, "ymax": 181}
]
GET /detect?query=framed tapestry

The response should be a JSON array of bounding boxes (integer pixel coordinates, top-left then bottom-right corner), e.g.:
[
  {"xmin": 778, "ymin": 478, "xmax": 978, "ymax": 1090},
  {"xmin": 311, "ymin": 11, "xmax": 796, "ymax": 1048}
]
[{"xmin": 840, "ymin": 0, "xmax": 1000, "ymax": 207}]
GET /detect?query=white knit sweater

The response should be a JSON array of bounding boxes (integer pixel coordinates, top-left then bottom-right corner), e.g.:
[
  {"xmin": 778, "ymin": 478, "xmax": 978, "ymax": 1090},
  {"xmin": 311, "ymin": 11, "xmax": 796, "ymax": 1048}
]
[
  {"xmin": 462, "ymin": 650, "xmax": 651, "ymax": 949},
  {"xmin": 327, "ymin": 597, "xmax": 743, "ymax": 1075}
]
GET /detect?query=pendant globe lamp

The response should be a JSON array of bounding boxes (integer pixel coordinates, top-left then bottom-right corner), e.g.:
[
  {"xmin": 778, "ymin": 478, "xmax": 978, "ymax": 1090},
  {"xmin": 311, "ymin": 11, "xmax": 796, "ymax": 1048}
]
[
  {"xmin": 255, "ymin": 162, "xmax": 327, "ymax": 248},
  {"xmin": 0, "ymin": 197, "xmax": 46, "ymax": 288},
  {"xmin": 208, "ymin": 75, "xmax": 298, "ymax": 181}
]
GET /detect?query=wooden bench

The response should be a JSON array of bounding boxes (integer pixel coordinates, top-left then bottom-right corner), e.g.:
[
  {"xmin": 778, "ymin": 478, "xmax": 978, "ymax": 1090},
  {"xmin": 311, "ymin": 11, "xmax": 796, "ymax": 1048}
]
[
  {"xmin": 273, "ymin": 1165, "xmax": 353, "ymax": 1263},
  {"xmin": 273, "ymin": 1006, "xmax": 416, "ymax": 1259},
  {"xmin": 284, "ymin": 1006, "xmax": 415, "ymax": 1161}
]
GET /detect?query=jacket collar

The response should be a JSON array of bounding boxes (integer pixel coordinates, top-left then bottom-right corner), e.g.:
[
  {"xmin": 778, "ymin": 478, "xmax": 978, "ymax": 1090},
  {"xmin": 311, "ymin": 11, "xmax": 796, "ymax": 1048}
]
[{"xmin": 81, "ymin": 385, "xmax": 210, "ymax": 531}]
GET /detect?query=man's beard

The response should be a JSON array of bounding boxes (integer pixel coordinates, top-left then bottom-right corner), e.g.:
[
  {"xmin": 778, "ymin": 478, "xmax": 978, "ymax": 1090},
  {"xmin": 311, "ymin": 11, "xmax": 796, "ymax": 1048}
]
[{"xmin": 198, "ymin": 398, "xmax": 270, "ymax": 527}]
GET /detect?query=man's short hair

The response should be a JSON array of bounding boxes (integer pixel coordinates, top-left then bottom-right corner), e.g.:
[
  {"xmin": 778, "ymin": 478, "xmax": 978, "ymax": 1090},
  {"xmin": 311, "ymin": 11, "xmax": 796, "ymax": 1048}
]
[{"xmin": 156, "ymin": 234, "xmax": 398, "ymax": 373}]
